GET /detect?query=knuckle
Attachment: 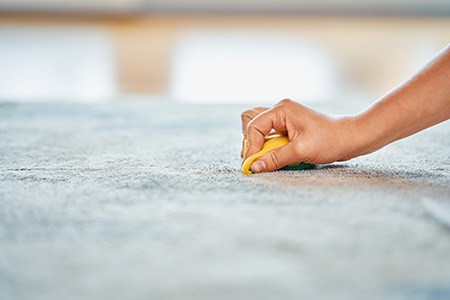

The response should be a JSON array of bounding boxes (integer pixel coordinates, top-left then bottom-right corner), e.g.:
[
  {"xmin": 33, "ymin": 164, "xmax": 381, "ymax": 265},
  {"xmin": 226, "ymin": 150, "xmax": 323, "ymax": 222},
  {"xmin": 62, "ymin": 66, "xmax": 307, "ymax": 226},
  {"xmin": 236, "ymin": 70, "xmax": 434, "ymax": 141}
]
[
  {"xmin": 278, "ymin": 98, "xmax": 293, "ymax": 106},
  {"xmin": 241, "ymin": 110, "xmax": 251, "ymax": 121},
  {"xmin": 267, "ymin": 151, "xmax": 282, "ymax": 170},
  {"xmin": 247, "ymin": 117, "xmax": 258, "ymax": 130},
  {"xmin": 246, "ymin": 119, "xmax": 254, "ymax": 131},
  {"xmin": 247, "ymin": 120, "xmax": 264, "ymax": 138}
]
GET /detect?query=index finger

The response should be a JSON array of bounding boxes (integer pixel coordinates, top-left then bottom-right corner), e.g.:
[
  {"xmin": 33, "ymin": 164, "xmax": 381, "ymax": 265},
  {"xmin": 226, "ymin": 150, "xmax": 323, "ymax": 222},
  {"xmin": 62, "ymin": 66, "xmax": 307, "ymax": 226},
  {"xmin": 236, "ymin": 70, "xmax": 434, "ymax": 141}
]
[
  {"xmin": 241, "ymin": 107, "xmax": 268, "ymax": 138},
  {"xmin": 244, "ymin": 107, "xmax": 287, "ymax": 160}
]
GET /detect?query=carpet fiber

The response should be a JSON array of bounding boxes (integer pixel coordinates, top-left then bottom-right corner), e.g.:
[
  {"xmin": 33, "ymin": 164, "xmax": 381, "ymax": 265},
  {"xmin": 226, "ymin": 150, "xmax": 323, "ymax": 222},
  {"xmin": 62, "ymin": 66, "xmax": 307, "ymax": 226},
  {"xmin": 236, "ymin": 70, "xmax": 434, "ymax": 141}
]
[{"xmin": 1, "ymin": 101, "xmax": 449, "ymax": 300}]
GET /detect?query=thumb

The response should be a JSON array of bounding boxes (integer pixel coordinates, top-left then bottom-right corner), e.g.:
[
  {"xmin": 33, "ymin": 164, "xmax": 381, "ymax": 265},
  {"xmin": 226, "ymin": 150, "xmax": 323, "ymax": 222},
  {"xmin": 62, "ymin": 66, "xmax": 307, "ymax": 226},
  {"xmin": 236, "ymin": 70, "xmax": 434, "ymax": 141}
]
[{"xmin": 250, "ymin": 143, "xmax": 299, "ymax": 173}]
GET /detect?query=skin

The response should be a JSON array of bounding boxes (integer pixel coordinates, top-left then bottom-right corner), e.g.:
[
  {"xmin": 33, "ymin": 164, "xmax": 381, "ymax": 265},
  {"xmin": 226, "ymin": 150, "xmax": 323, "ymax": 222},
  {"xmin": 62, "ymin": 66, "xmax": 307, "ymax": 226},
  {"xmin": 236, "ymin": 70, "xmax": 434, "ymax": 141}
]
[{"xmin": 241, "ymin": 44, "xmax": 450, "ymax": 173}]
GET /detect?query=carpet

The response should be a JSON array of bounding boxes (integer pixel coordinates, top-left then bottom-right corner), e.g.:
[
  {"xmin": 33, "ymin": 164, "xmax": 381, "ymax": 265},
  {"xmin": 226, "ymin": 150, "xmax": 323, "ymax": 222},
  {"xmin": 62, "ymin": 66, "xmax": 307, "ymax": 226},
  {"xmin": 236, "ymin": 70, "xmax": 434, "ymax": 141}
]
[{"xmin": 1, "ymin": 100, "xmax": 449, "ymax": 300}]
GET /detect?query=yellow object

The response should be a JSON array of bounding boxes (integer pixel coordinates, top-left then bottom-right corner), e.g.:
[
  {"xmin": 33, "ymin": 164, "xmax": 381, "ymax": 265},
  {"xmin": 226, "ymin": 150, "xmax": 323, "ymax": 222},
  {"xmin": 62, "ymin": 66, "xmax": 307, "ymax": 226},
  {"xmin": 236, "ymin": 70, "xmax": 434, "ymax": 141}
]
[{"xmin": 241, "ymin": 134, "xmax": 289, "ymax": 175}]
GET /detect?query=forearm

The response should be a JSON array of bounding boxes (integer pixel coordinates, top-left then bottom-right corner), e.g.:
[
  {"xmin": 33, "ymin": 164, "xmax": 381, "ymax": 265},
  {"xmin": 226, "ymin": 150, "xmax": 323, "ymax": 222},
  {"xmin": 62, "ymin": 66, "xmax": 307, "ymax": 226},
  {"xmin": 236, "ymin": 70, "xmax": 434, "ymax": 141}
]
[
  {"xmin": 241, "ymin": 45, "xmax": 450, "ymax": 170},
  {"xmin": 345, "ymin": 44, "xmax": 450, "ymax": 159}
]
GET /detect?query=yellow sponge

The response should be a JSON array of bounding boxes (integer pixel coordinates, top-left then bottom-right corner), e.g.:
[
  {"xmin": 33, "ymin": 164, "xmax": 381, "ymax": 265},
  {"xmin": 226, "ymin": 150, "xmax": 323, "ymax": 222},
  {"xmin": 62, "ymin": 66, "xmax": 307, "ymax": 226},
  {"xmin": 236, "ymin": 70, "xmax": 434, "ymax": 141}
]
[{"xmin": 241, "ymin": 134, "xmax": 314, "ymax": 175}]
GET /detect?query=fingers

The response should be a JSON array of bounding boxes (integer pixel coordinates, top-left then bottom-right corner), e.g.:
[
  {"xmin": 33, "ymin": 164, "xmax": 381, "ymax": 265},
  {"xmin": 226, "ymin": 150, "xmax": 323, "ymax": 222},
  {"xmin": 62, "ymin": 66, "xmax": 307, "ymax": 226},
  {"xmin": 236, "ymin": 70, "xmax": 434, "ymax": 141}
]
[
  {"xmin": 241, "ymin": 107, "xmax": 268, "ymax": 158},
  {"xmin": 241, "ymin": 107, "xmax": 268, "ymax": 137},
  {"xmin": 244, "ymin": 103, "xmax": 290, "ymax": 160},
  {"xmin": 241, "ymin": 138, "xmax": 249, "ymax": 159},
  {"xmin": 241, "ymin": 99, "xmax": 300, "ymax": 161},
  {"xmin": 251, "ymin": 142, "xmax": 300, "ymax": 173}
]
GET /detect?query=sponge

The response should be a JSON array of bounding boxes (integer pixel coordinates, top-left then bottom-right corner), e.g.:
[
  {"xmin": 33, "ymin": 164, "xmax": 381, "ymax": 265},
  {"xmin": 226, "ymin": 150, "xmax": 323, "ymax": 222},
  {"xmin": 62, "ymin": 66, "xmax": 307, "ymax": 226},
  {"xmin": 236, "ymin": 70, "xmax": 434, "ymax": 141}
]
[{"xmin": 241, "ymin": 134, "xmax": 314, "ymax": 175}]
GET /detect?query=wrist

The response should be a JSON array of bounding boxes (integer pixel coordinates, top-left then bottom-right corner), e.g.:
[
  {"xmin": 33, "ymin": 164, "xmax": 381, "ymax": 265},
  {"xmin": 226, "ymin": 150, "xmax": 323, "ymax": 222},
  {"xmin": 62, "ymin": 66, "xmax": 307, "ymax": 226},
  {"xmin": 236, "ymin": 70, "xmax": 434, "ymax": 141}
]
[{"xmin": 336, "ymin": 113, "xmax": 386, "ymax": 161}]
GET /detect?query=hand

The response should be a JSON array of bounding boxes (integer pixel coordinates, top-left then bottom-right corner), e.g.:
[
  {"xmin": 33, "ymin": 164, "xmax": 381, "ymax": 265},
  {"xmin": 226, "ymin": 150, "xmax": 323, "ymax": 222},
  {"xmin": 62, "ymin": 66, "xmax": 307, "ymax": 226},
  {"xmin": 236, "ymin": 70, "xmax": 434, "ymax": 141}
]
[
  {"xmin": 241, "ymin": 99, "xmax": 357, "ymax": 173},
  {"xmin": 240, "ymin": 107, "xmax": 268, "ymax": 158},
  {"xmin": 241, "ymin": 45, "xmax": 450, "ymax": 174}
]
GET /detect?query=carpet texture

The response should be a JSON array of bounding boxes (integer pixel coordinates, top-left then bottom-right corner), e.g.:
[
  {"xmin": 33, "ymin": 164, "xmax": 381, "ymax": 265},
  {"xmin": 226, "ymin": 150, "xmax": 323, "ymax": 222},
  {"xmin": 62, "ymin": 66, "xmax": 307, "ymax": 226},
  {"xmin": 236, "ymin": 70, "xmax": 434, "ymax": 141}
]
[{"xmin": 0, "ymin": 101, "xmax": 449, "ymax": 300}]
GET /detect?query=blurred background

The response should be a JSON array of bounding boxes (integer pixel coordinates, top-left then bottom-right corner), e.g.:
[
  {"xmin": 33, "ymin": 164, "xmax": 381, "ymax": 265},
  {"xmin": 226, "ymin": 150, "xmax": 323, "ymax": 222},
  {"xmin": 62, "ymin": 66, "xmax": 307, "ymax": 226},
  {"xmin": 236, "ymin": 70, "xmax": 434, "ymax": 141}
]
[{"xmin": 0, "ymin": 0, "xmax": 449, "ymax": 104}]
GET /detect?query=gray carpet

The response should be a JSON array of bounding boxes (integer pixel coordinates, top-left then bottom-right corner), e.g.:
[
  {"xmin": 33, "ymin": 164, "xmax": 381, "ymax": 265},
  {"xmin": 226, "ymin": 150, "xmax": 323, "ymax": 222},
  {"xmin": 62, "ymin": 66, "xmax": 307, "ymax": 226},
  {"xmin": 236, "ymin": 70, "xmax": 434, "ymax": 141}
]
[{"xmin": 1, "ymin": 100, "xmax": 449, "ymax": 300}]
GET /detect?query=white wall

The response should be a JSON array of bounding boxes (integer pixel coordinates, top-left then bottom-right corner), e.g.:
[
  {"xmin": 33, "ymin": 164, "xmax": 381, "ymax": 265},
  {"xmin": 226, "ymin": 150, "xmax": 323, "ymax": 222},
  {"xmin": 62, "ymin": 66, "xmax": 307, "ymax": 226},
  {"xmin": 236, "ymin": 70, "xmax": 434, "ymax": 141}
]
[{"xmin": 0, "ymin": 26, "xmax": 117, "ymax": 102}]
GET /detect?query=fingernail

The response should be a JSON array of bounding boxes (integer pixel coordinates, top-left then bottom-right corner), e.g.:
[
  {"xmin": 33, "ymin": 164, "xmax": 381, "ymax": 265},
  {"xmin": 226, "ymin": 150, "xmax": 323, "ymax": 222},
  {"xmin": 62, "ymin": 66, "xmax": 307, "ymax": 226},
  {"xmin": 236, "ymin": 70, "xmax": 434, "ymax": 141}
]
[
  {"xmin": 243, "ymin": 138, "xmax": 249, "ymax": 157},
  {"xmin": 251, "ymin": 160, "xmax": 266, "ymax": 173}
]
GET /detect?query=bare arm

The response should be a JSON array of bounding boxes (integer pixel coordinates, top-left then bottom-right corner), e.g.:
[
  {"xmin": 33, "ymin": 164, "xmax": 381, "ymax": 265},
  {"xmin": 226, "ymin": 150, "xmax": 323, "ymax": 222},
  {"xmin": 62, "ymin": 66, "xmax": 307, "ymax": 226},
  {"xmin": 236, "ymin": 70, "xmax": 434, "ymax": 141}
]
[
  {"xmin": 242, "ymin": 44, "xmax": 450, "ymax": 173},
  {"xmin": 345, "ymin": 44, "xmax": 450, "ymax": 159}
]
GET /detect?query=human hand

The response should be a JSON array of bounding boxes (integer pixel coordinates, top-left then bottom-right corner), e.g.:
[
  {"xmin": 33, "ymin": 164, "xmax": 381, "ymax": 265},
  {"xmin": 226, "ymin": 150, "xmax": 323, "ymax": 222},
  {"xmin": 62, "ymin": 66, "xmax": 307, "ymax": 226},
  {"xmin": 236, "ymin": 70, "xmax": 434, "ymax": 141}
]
[
  {"xmin": 241, "ymin": 46, "xmax": 450, "ymax": 174},
  {"xmin": 241, "ymin": 99, "xmax": 357, "ymax": 173},
  {"xmin": 240, "ymin": 107, "xmax": 269, "ymax": 158}
]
